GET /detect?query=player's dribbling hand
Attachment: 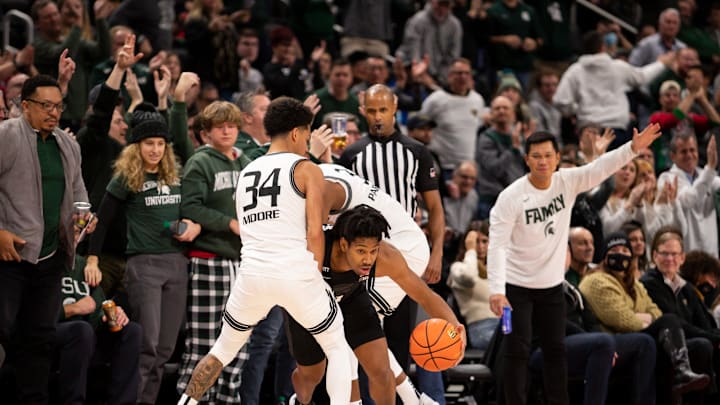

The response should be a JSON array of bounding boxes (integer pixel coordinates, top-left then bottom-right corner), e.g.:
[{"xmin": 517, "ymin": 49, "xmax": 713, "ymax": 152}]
[
  {"xmin": 453, "ymin": 323, "xmax": 467, "ymax": 366},
  {"xmin": 489, "ymin": 294, "xmax": 511, "ymax": 317}
]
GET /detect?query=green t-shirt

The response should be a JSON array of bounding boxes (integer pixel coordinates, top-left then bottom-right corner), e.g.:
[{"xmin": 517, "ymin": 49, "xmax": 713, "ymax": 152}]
[
  {"xmin": 61, "ymin": 255, "xmax": 105, "ymax": 329},
  {"xmin": 487, "ymin": 1, "xmax": 544, "ymax": 72},
  {"xmin": 37, "ymin": 133, "xmax": 65, "ymax": 257},
  {"xmin": 106, "ymin": 172, "xmax": 183, "ymax": 255},
  {"xmin": 313, "ymin": 87, "xmax": 366, "ymax": 132}
]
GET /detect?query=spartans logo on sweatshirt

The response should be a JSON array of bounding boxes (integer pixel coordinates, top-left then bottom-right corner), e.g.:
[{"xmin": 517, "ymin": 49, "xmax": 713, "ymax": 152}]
[{"xmin": 524, "ymin": 194, "xmax": 566, "ymax": 225}]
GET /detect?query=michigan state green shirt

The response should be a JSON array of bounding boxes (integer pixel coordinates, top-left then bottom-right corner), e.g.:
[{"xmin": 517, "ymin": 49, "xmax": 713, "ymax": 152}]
[{"xmin": 106, "ymin": 173, "xmax": 183, "ymax": 255}]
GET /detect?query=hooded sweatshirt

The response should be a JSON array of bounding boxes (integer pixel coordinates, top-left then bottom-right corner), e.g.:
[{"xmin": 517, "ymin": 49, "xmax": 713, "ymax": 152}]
[
  {"xmin": 553, "ymin": 53, "xmax": 666, "ymax": 128},
  {"xmin": 180, "ymin": 146, "xmax": 251, "ymax": 259}
]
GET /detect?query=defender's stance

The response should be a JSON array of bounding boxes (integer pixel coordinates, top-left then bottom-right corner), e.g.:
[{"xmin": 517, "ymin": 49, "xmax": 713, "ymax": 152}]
[{"xmin": 178, "ymin": 98, "xmax": 353, "ymax": 405}]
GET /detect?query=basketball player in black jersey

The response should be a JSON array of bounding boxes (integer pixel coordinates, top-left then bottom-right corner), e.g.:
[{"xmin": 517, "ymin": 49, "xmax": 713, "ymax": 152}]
[{"xmin": 286, "ymin": 206, "xmax": 466, "ymax": 405}]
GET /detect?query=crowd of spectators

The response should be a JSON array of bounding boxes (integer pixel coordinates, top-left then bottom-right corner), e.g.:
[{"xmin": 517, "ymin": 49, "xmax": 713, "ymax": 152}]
[{"xmin": 4, "ymin": 0, "xmax": 720, "ymax": 404}]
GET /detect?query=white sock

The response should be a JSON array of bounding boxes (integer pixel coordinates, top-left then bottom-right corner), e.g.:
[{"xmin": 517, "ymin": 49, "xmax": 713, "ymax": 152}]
[
  {"xmin": 396, "ymin": 375, "xmax": 420, "ymax": 405},
  {"xmin": 178, "ymin": 394, "xmax": 199, "ymax": 405},
  {"xmin": 388, "ymin": 348, "xmax": 404, "ymax": 378}
]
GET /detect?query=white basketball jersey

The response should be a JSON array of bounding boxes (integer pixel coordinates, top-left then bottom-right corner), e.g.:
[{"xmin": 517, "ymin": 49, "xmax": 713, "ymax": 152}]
[
  {"xmin": 237, "ymin": 153, "xmax": 318, "ymax": 280},
  {"xmin": 320, "ymin": 163, "xmax": 427, "ymax": 259}
]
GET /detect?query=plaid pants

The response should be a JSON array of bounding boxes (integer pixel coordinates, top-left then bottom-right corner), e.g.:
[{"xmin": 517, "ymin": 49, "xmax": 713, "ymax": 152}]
[{"xmin": 177, "ymin": 257, "xmax": 248, "ymax": 404}]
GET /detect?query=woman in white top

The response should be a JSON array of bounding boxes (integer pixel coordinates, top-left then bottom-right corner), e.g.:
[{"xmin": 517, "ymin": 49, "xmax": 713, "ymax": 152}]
[
  {"xmin": 447, "ymin": 220, "xmax": 498, "ymax": 350},
  {"xmin": 599, "ymin": 160, "xmax": 640, "ymax": 236},
  {"xmin": 633, "ymin": 158, "xmax": 686, "ymax": 244}
]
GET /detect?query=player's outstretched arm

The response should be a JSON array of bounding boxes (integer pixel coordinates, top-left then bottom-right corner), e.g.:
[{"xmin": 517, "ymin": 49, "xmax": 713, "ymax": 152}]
[
  {"xmin": 295, "ymin": 161, "xmax": 326, "ymax": 271},
  {"xmin": 378, "ymin": 242, "xmax": 467, "ymax": 353}
]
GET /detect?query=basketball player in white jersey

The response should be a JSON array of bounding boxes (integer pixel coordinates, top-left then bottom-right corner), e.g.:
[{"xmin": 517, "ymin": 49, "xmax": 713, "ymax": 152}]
[
  {"xmin": 178, "ymin": 98, "xmax": 353, "ymax": 405},
  {"xmin": 320, "ymin": 163, "xmax": 444, "ymax": 405}
]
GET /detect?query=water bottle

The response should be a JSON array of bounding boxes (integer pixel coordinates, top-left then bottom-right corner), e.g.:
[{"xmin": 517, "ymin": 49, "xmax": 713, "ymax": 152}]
[
  {"xmin": 501, "ymin": 306, "xmax": 512, "ymax": 335},
  {"xmin": 163, "ymin": 220, "xmax": 188, "ymax": 236}
]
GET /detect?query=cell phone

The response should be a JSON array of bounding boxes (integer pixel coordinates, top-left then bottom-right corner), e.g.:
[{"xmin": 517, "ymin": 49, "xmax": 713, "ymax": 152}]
[{"xmin": 77, "ymin": 213, "xmax": 95, "ymax": 243}]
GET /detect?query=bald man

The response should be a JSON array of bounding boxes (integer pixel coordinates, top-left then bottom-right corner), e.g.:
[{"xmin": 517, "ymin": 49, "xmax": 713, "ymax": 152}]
[{"xmin": 566, "ymin": 227, "xmax": 595, "ymax": 288}]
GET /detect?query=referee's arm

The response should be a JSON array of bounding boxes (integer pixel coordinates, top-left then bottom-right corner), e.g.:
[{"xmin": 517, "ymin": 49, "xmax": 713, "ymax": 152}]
[{"xmin": 421, "ymin": 189, "xmax": 445, "ymax": 284}]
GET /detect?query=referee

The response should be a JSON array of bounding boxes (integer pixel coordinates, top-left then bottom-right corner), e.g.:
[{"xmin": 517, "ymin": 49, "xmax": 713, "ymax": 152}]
[{"xmin": 338, "ymin": 84, "xmax": 446, "ymax": 401}]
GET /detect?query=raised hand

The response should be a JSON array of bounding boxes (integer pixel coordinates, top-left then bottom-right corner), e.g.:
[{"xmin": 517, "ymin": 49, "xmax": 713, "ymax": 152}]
[
  {"xmin": 303, "ymin": 93, "xmax": 321, "ymax": 117},
  {"xmin": 411, "ymin": 55, "xmax": 430, "ymax": 80},
  {"xmin": 707, "ymin": 135, "xmax": 717, "ymax": 170},
  {"xmin": 15, "ymin": 44, "xmax": 34, "ymax": 70},
  {"xmin": 309, "ymin": 124, "xmax": 333, "ymax": 163},
  {"xmin": 174, "ymin": 72, "xmax": 200, "ymax": 102},
  {"xmin": 464, "ymin": 230, "xmax": 478, "ymax": 252},
  {"xmin": 149, "ymin": 50, "xmax": 167, "ymax": 73},
  {"xmin": 630, "ymin": 123, "xmax": 662, "ymax": 153},
  {"xmin": 124, "ymin": 69, "xmax": 143, "ymax": 110},
  {"xmin": 627, "ymin": 182, "xmax": 647, "ymax": 208},
  {"xmin": 93, "ymin": 0, "xmax": 116, "ymax": 20},
  {"xmin": 116, "ymin": 34, "xmax": 144, "ymax": 71},
  {"xmin": 57, "ymin": 48, "xmax": 76, "ymax": 96},
  {"xmin": 595, "ymin": 128, "xmax": 616, "ymax": 156},
  {"xmin": 153, "ymin": 65, "xmax": 172, "ymax": 101},
  {"xmin": 311, "ymin": 40, "xmax": 327, "ymax": 63}
]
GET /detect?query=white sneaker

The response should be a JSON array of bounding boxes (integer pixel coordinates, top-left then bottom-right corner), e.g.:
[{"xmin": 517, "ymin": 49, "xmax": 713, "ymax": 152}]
[{"xmin": 419, "ymin": 393, "xmax": 440, "ymax": 405}]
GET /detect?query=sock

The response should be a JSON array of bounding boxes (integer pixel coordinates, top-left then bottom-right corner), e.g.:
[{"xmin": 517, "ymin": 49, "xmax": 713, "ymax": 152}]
[
  {"xmin": 178, "ymin": 394, "xmax": 199, "ymax": 405},
  {"xmin": 396, "ymin": 375, "xmax": 420, "ymax": 405}
]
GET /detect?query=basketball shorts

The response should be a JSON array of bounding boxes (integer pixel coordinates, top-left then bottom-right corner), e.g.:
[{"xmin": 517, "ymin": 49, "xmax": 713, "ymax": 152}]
[{"xmin": 286, "ymin": 286, "xmax": 385, "ymax": 366}]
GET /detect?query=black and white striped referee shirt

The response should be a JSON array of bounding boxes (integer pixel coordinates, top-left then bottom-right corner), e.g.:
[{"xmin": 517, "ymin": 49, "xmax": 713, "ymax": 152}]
[{"xmin": 337, "ymin": 131, "xmax": 439, "ymax": 217}]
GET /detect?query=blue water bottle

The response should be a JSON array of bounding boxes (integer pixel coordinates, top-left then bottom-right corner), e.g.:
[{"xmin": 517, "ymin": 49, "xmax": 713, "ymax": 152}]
[{"xmin": 501, "ymin": 306, "xmax": 512, "ymax": 334}]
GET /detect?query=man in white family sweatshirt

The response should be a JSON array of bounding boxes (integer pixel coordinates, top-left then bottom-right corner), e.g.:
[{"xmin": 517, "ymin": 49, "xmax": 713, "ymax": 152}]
[{"xmin": 487, "ymin": 124, "xmax": 662, "ymax": 405}]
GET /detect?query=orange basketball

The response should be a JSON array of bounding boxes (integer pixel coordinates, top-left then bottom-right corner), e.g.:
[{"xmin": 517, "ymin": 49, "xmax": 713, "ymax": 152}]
[{"xmin": 409, "ymin": 318, "xmax": 463, "ymax": 372}]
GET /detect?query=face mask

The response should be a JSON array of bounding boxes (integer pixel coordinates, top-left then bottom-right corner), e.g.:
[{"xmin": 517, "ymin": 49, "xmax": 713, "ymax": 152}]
[
  {"xmin": 606, "ymin": 253, "xmax": 632, "ymax": 272},
  {"xmin": 604, "ymin": 32, "xmax": 618, "ymax": 47},
  {"xmin": 698, "ymin": 282, "xmax": 718, "ymax": 301}
]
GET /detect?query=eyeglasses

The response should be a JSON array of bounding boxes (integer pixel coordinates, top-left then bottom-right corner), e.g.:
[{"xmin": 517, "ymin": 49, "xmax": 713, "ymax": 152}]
[
  {"xmin": 25, "ymin": 99, "xmax": 65, "ymax": 113},
  {"xmin": 656, "ymin": 251, "xmax": 682, "ymax": 258}
]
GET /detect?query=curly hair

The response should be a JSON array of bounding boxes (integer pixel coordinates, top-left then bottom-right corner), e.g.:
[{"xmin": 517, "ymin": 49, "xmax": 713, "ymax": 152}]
[
  {"xmin": 113, "ymin": 142, "xmax": 180, "ymax": 192},
  {"xmin": 332, "ymin": 205, "xmax": 390, "ymax": 243}
]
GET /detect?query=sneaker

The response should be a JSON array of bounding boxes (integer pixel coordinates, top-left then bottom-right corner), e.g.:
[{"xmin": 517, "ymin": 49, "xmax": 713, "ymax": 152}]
[{"xmin": 419, "ymin": 393, "xmax": 440, "ymax": 405}]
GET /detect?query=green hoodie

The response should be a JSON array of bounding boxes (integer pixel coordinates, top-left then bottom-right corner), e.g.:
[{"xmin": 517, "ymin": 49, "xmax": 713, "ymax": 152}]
[{"xmin": 180, "ymin": 146, "xmax": 251, "ymax": 259}]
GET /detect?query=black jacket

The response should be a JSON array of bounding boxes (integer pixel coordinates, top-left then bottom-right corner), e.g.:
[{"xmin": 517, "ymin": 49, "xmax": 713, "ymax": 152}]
[{"xmin": 640, "ymin": 267, "xmax": 720, "ymax": 344}]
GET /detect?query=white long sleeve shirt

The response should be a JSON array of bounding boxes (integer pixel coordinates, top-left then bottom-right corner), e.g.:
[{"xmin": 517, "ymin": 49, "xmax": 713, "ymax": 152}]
[
  {"xmin": 658, "ymin": 164, "xmax": 720, "ymax": 257},
  {"xmin": 487, "ymin": 143, "xmax": 637, "ymax": 295}
]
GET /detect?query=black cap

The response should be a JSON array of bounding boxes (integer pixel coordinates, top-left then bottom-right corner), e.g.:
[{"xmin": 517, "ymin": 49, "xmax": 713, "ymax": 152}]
[
  {"xmin": 127, "ymin": 111, "xmax": 169, "ymax": 144},
  {"xmin": 603, "ymin": 232, "xmax": 632, "ymax": 257},
  {"xmin": 407, "ymin": 114, "xmax": 436, "ymax": 130}
]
